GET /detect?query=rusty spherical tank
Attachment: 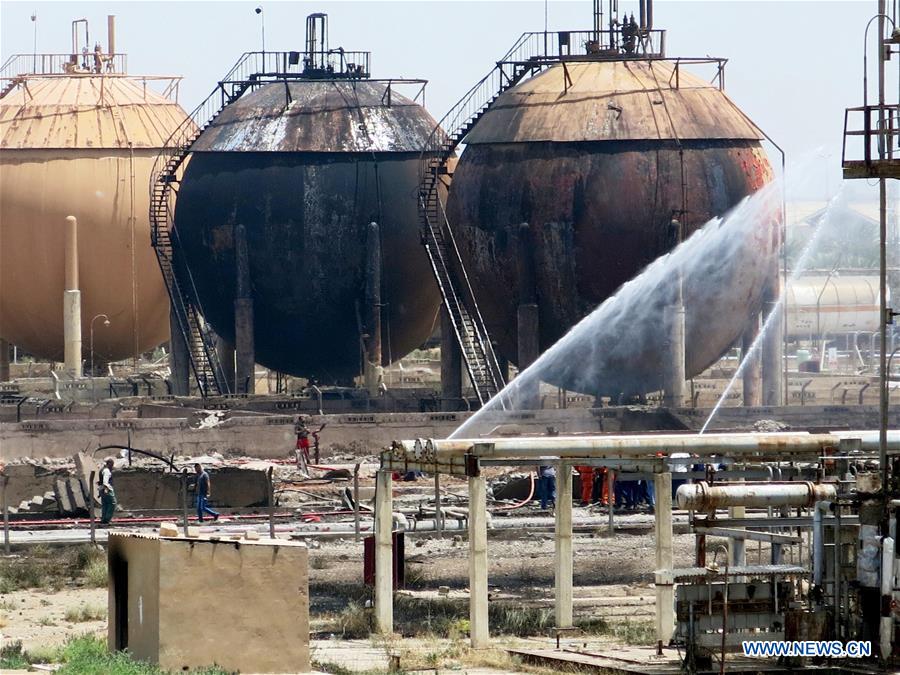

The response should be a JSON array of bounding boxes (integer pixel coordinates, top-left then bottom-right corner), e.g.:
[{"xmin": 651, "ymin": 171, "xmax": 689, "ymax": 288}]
[
  {"xmin": 446, "ymin": 59, "xmax": 776, "ymax": 395},
  {"xmin": 0, "ymin": 76, "xmax": 189, "ymax": 362},
  {"xmin": 173, "ymin": 80, "xmax": 441, "ymax": 382}
]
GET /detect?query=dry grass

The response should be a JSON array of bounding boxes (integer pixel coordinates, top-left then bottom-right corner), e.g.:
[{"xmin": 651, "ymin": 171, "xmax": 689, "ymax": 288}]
[
  {"xmin": 0, "ymin": 544, "xmax": 107, "ymax": 592},
  {"xmin": 64, "ymin": 603, "xmax": 106, "ymax": 623}
]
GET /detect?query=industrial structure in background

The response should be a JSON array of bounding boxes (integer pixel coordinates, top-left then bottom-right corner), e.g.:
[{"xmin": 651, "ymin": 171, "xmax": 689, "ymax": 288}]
[
  {"xmin": 0, "ymin": 17, "xmax": 188, "ymax": 372},
  {"xmin": 152, "ymin": 13, "xmax": 441, "ymax": 397}
]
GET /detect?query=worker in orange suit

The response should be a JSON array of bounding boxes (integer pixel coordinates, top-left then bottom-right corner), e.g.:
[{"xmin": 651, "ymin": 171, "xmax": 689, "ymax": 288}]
[
  {"xmin": 576, "ymin": 465, "xmax": 595, "ymax": 506},
  {"xmin": 592, "ymin": 467, "xmax": 611, "ymax": 506}
]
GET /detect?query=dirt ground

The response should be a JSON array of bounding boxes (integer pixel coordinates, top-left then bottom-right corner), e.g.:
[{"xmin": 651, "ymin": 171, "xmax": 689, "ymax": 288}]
[{"xmin": 1, "ymin": 586, "xmax": 106, "ymax": 650}]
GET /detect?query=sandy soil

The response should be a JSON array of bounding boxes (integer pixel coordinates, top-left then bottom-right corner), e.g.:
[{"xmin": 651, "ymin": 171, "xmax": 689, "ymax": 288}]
[{"xmin": 0, "ymin": 586, "xmax": 106, "ymax": 651}]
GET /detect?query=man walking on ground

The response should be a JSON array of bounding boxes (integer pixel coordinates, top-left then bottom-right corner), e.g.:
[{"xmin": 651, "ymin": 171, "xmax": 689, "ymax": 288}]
[
  {"xmin": 194, "ymin": 463, "xmax": 220, "ymax": 522},
  {"xmin": 98, "ymin": 458, "xmax": 117, "ymax": 525}
]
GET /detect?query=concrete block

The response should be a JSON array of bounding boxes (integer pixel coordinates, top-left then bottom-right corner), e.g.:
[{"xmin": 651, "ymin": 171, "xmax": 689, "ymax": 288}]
[
  {"xmin": 74, "ymin": 452, "xmax": 100, "ymax": 506},
  {"xmin": 159, "ymin": 522, "xmax": 179, "ymax": 537},
  {"xmin": 67, "ymin": 477, "xmax": 87, "ymax": 511},
  {"xmin": 244, "ymin": 530, "xmax": 259, "ymax": 540},
  {"xmin": 186, "ymin": 526, "xmax": 200, "ymax": 538},
  {"xmin": 55, "ymin": 479, "xmax": 73, "ymax": 513}
]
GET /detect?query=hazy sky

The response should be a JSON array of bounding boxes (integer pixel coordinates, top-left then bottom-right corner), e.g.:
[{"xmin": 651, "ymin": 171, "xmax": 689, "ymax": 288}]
[{"xmin": 2, "ymin": 1, "xmax": 896, "ymax": 200}]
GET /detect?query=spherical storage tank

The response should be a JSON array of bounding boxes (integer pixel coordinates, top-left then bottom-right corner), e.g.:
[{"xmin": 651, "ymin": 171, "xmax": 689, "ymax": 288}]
[
  {"xmin": 174, "ymin": 80, "xmax": 441, "ymax": 382},
  {"xmin": 446, "ymin": 59, "xmax": 776, "ymax": 395},
  {"xmin": 0, "ymin": 74, "xmax": 189, "ymax": 362}
]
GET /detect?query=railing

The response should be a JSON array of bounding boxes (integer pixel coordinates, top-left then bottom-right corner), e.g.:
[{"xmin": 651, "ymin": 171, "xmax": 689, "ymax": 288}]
[
  {"xmin": 842, "ymin": 104, "xmax": 900, "ymax": 177},
  {"xmin": 511, "ymin": 28, "xmax": 667, "ymax": 62},
  {"xmin": 668, "ymin": 57, "xmax": 729, "ymax": 91},
  {"xmin": 0, "ymin": 52, "xmax": 127, "ymax": 81},
  {"xmin": 298, "ymin": 50, "xmax": 370, "ymax": 79}
]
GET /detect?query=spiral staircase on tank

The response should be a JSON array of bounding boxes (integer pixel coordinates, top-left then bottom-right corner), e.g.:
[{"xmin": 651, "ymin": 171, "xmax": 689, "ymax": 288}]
[
  {"xmin": 417, "ymin": 36, "xmax": 548, "ymax": 407},
  {"xmin": 149, "ymin": 54, "xmax": 271, "ymax": 396}
]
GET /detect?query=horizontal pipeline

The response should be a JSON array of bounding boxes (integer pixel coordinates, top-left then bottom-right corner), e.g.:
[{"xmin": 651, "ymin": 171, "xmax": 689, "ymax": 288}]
[
  {"xmin": 391, "ymin": 430, "xmax": 899, "ymax": 460},
  {"xmin": 676, "ymin": 481, "xmax": 837, "ymax": 510}
]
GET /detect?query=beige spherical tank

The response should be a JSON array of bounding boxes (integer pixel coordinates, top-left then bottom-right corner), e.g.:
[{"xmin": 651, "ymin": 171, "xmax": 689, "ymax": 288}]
[{"xmin": 0, "ymin": 75, "xmax": 191, "ymax": 362}]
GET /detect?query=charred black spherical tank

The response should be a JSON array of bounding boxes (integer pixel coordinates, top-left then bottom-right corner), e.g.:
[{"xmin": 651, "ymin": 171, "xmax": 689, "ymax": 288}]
[
  {"xmin": 446, "ymin": 60, "xmax": 776, "ymax": 394},
  {"xmin": 173, "ymin": 81, "xmax": 441, "ymax": 382}
]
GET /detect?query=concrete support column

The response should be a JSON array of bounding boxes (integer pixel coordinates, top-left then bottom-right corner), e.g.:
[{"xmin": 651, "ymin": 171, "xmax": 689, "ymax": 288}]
[
  {"xmin": 215, "ymin": 336, "xmax": 236, "ymax": 394},
  {"xmin": 440, "ymin": 305, "xmax": 462, "ymax": 411},
  {"xmin": 364, "ymin": 222, "xmax": 383, "ymax": 397},
  {"xmin": 234, "ymin": 223, "xmax": 255, "ymax": 395},
  {"xmin": 169, "ymin": 306, "xmax": 191, "ymax": 396},
  {"xmin": 0, "ymin": 339, "xmax": 9, "ymax": 382},
  {"xmin": 554, "ymin": 462, "xmax": 573, "ymax": 628},
  {"xmin": 468, "ymin": 474, "xmax": 489, "ymax": 648},
  {"xmin": 729, "ymin": 508, "xmax": 746, "ymax": 567},
  {"xmin": 662, "ymin": 297, "xmax": 686, "ymax": 409},
  {"xmin": 742, "ymin": 314, "xmax": 762, "ymax": 407},
  {"xmin": 64, "ymin": 216, "xmax": 82, "ymax": 377},
  {"xmin": 374, "ymin": 469, "xmax": 393, "ymax": 634},
  {"xmin": 516, "ymin": 304, "xmax": 540, "ymax": 408},
  {"xmin": 516, "ymin": 223, "xmax": 540, "ymax": 409},
  {"xmin": 761, "ymin": 279, "xmax": 784, "ymax": 406},
  {"xmin": 654, "ymin": 471, "xmax": 674, "ymax": 646}
]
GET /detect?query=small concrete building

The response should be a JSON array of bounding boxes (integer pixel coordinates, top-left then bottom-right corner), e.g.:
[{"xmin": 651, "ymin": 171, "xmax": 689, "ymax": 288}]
[{"xmin": 108, "ymin": 531, "xmax": 310, "ymax": 673}]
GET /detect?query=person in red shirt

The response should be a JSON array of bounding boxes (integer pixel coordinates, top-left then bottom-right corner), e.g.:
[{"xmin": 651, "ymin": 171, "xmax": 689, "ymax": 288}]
[{"xmin": 295, "ymin": 424, "xmax": 311, "ymax": 476}]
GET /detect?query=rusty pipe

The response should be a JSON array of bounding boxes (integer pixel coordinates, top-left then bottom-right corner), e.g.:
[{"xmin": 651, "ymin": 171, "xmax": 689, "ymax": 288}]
[
  {"xmin": 402, "ymin": 430, "xmax": 900, "ymax": 460},
  {"xmin": 676, "ymin": 481, "xmax": 837, "ymax": 510}
]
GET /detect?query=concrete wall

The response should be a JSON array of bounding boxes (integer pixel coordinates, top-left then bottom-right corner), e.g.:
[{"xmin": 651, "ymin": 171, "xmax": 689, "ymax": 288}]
[
  {"xmin": 113, "ymin": 467, "xmax": 269, "ymax": 510},
  {"xmin": 4, "ymin": 404, "xmax": 889, "ymax": 463},
  {"xmin": 108, "ymin": 533, "xmax": 161, "ymax": 659},
  {"xmin": 0, "ymin": 408, "xmax": 634, "ymax": 461},
  {"xmin": 157, "ymin": 537, "xmax": 309, "ymax": 673}
]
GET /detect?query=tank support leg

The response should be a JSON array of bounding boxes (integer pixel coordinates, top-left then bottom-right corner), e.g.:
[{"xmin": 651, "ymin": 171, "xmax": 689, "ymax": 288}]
[
  {"xmin": 517, "ymin": 304, "xmax": 540, "ymax": 408},
  {"xmin": 364, "ymin": 222, "xmax": 383, "ymax": 397},
  {"xmin": 215, "ymin": 335, "xmax": 236, "ymax": 394},
  {"xmin": 441, "ymin": 305, "xmax": 462, "ymax": 411},
  {"xmin": 169, "ymin": 306, "xmax": 190, "ymax": 396},
  {"xmin": 63, "ymin": 216, "xmax": 82, "ymax": 378},
  {"xmin": 761, "ymin": 277, "xmax": 784, "ymax": 406},
  {"xmin": 234, "ymin": 223, "xmax": 255, "ymax": 395},
  {"xmin": 742, "ymin": 314, "xmax": 762, "ymax": 407},
  {"xmin": 662, "ymin": 284, "xmax": 686, "ymax": 408},
  {"xmin": 517, "ymin": 223, "xmax": 540, "ymax": 409},
  {"xmin": 0, "ymin": 339, "xmax": 9, "ymax": 382}
]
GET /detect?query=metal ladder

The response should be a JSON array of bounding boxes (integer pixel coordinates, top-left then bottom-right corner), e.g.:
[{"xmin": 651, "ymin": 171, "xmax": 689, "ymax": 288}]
[
  {"xmin": 149, "ymin": 55, "xmax": 266, "ymax": 396},
  {"xmin": 0, "ymin": 76, "xmax": 23, "ymax": 99},
  {"xmin": 418, "ymin": 49, "xmax": 543, "ymax": 406}
]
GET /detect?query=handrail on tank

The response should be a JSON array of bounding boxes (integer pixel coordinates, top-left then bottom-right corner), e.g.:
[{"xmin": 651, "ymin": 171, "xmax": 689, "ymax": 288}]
[{"xmin": 0, "ymin": 52, "xmax": 128, "ymax": 82}]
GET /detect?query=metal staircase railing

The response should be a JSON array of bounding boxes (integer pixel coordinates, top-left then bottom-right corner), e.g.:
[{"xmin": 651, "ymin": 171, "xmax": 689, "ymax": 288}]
[
  {"xmin": 417, "ymin": 33, "xmax": 556, "ymax": 406},
  {"xmin": 150, "ymin": 52, "xmax": 297, "ymax": 396}
]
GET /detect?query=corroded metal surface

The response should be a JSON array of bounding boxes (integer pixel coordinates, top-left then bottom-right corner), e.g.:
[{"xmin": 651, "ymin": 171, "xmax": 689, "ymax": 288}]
[
  {"xmin": 676, "ymin": 481, "xmax": 837, "ymax": 510},
  {"xmin": 192, "ymin": 81, "xmax": 434, "ymax": 153},
  {"xmin": 465, "ymin": 60, "xmax": 763, "ymax": 144},
  {"xmin": 446, "ymin": 59, "xmax": 774, "ymax": 396},
  {"xmin": 0, "ymin": 75, "xmax": 191, "ymax": 361},
  {"xmin": 174, "ymin": 81, "xmax": 442, "ymax": 381},
  {"xmin": 448, "ymin": 141, "xmax": 774, "ymax": 394},
  {"xmin": 0, "ymin": 76, "xmax": 188, "ymax": 149}
]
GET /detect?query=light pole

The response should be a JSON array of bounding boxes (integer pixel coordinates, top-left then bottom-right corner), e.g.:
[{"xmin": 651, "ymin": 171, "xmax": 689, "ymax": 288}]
[
  {"xmin": 255, "ymin": 7, "xmax": 265, "ymax": 55},
  {"xmin": 90, "ymin": 314, "xmax": 110, "ymax": 399}
]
